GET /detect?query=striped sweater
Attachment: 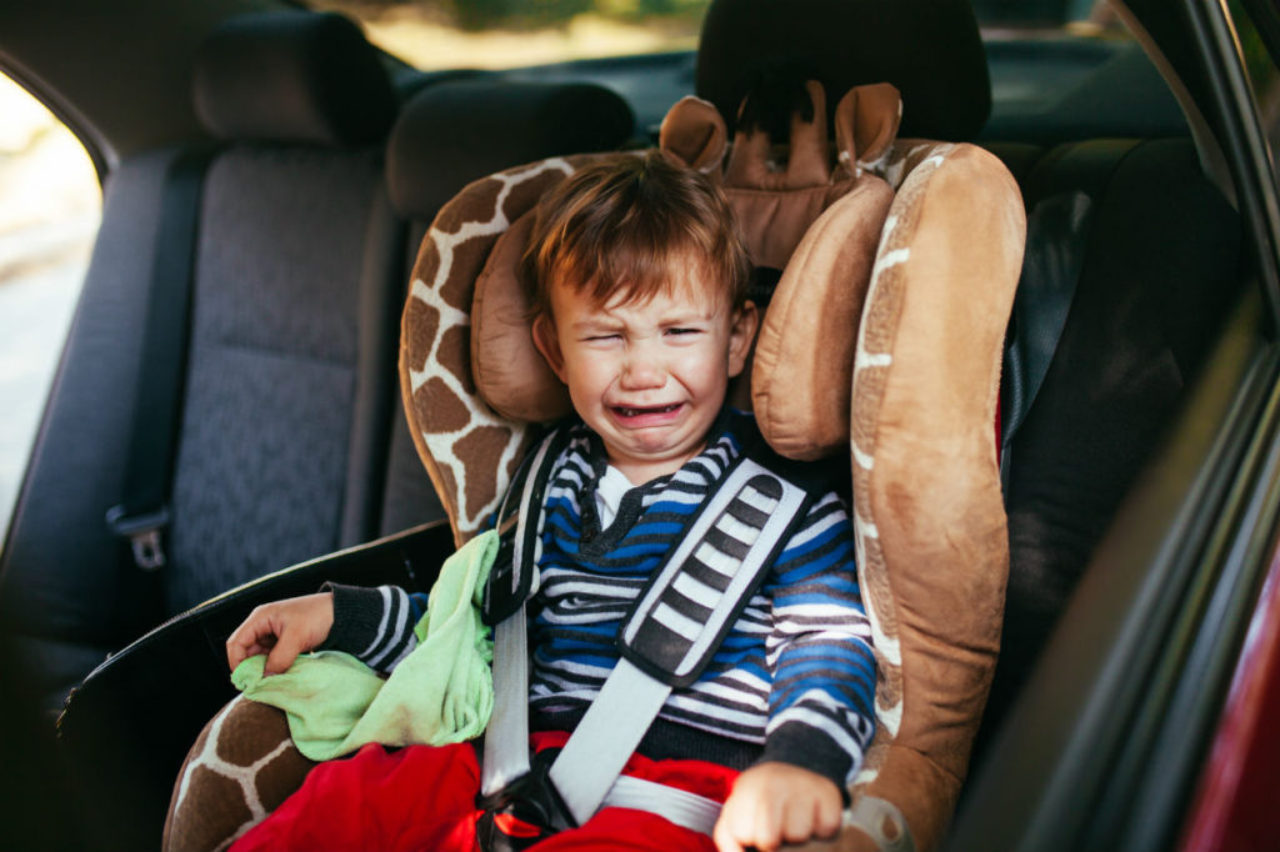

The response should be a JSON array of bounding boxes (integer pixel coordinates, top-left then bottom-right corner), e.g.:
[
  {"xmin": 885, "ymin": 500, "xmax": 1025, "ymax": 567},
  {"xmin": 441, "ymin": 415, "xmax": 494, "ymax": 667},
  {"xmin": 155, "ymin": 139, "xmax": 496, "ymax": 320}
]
[{"xmin": 323, "ymin": 411, "xmax": 877, "ymax": 788}]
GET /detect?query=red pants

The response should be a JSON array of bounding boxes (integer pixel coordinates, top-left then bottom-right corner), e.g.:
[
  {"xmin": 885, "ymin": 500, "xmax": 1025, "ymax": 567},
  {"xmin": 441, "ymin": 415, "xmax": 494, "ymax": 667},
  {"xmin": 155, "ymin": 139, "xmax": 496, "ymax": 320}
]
[{"xmin": 230, "ymin": 732, "xmax": 738, "ymax": 852}]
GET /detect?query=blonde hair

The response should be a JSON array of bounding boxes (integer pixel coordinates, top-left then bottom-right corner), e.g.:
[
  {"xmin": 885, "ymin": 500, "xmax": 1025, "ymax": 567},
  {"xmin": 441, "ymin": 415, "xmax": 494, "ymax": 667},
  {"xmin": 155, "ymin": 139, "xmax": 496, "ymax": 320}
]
[{"xmin": 524, "ymin": 150, "xmax": 750, "ymax": 316}]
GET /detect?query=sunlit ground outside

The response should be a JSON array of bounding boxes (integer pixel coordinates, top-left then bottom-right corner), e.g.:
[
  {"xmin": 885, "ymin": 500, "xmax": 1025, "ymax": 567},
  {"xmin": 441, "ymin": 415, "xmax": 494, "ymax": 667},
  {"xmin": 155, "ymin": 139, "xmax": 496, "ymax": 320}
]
[
  {"xmin": 0, "ymin": 74, "xmax": 101, "ymax": 535},
  {"xmin": 313, "ymin": 0, "xmax": 705, "ymax": 69}
]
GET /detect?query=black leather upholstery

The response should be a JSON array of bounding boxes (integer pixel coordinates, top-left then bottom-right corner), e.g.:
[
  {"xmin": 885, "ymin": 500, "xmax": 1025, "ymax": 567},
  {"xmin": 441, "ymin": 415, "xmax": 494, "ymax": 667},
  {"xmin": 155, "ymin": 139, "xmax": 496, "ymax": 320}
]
[
  {"xmin": 977, "ymin": 137, "xmax": 1242, "ymax": 756},
  {"xmin": 696, "ymin": 0, "xmax": 990, "ymax": 140},
  {"xmin": 386, "ymin": 78, "xmax": 635, "ymax": 220},
  {"xmin": 193, "ymin": 11, "xmax": 397, "ymax": 147}
]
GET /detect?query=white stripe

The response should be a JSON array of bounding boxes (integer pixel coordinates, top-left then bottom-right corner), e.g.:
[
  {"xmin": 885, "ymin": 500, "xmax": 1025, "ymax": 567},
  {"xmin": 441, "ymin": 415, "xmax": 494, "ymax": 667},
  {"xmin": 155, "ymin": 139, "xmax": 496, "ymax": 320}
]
[
  {"xmin": 685, "ymin": 677, "xmax": 769, "ymax": 709},
  {"xmin": 737, "ymin": 485, "xmax": 779, "ymax": 515},
  {"xmin": 671, "ymin": 571, "xmax": 721, "ymax": 609},
  {"xmin": 695, "ymin": 541, "xmax": 739, "ymax": 576},
  {"xmin": 538, "ymin": 658, "xmax": 615, "ymax": 679},
  {"xmin": 648, "ymin": 489, "xmax": 704, "ymax": 506},
  {"xmin": 357, "ymin": 586, "xmax": 395, "ymax": 660},
  {"xmin": 767, "ymin": 705, "xmax": 867, "ymax": 770},
  {"xmin": 878, "ymin": 696, "xmax": 904, "ymax": 739},
  {"xmin": 652, "ymin": 601, "xmax": 703, "ymax": 641},
  {"xmin": 367, "ymin": 592, "xmax": 412, "ymax": 670},
  {"xmin": 782, "ymin": 503, "xmax": 843, "ymax": 548},
  {"xmin": 539, "ymin": 576, "xmax": 643, "ymax": 599},
  {"xmin": 856, "ymin": 350, "xmax": 893, "ymax": 370},
  {"xmin": 663, "ymin": 692, "xmax": 771, "ymax": 728},
  {"xmin": 715, "ymin": 511, "xmax": 761, "ymax": 546},
  {"xmin": 870, "ymin": 247, "xmax": 910, "ymax": 285}
]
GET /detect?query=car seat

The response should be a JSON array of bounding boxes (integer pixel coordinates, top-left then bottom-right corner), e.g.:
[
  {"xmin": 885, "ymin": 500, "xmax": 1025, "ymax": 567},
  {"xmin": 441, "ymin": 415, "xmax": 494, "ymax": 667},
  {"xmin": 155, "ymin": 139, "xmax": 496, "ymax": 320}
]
[
  {"xmin": 160, "ymin": 39, "xmax": 1022, "ymax": 852},
  {"xmin": 40, "ymin": 12, "xmax": 637, "ymax": 852}
]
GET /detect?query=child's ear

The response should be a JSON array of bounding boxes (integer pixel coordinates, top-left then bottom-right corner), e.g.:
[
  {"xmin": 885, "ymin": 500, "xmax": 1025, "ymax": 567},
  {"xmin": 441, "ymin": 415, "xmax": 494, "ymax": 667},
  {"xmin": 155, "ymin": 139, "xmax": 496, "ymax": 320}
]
[
  {"xmin": 727, "ymin": 301, "xmax": 759, "ymax": 378},
  {"xmin": 531, "ymin": 313, "xmax": 568, "ymax": 384}
]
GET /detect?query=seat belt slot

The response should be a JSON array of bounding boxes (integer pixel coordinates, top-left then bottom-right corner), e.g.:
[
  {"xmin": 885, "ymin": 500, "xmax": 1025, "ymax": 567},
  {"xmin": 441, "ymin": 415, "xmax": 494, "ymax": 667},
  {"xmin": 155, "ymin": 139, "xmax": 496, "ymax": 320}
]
[
  {"xmin": 105, "ymin": 505, "xmax": 171, "ymax": 570},
  {"xmin": 620, "ymin": 461, "xmax": 808, "ymax": 687},
  {"xmin": 480, "ymin": 435, "xmax": 816, "ymax": 834}
]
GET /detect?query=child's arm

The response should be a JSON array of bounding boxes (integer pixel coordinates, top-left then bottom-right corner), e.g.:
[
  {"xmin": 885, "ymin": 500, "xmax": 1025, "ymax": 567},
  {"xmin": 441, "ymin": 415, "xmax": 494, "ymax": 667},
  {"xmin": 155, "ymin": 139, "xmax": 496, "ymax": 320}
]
[
  {"xmin": 715, "ymin": 492, "xmax": 876, "ymax": 850},
  {"xmin": 225, "ymin": 592, "xmax": 334, "ymax": 674},
  {"xmin": 225, "ymin": 584, "xmax": 428, "ymax": 675},
  {"xmin": 714, "ymin": 762, "xmax": 842, "ymax": 852}
]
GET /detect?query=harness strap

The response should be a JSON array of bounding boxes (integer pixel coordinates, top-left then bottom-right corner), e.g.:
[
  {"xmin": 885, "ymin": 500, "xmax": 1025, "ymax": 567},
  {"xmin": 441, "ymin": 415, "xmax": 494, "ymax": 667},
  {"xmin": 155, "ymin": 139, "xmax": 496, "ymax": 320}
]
[
  {"xmin": 482, "ymin": 430, "xmax": 564, "ymax": 797},
  {"xmin": 602, "ymin": 776, "xmax": 723, "ymax": 836},
  {"xmin": 549, "ymin": 458, "xmax": 811, "ymax": 825},
  {"xmin": 481, "ymin": 426, "xmax": 816, "ymax": 830}
]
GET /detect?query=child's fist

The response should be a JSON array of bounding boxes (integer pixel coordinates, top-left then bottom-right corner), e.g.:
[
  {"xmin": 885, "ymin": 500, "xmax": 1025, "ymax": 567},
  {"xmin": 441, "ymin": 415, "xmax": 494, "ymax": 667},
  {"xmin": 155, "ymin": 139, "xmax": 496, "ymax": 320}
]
[
  {"xmin": 714, "ymin": 761, "xmax": 843, "ymax": 852},
  {"xmin": 225, "ymin": 592, "xmax": 335, "ymax": 675}
]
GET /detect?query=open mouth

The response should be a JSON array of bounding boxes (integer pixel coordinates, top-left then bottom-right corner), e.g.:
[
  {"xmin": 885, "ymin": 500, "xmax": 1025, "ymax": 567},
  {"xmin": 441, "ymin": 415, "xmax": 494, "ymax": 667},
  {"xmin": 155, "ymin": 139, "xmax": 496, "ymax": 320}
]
[{"xmin": 611, "ymin": 402, "xmax": 683, "ymax": 418}]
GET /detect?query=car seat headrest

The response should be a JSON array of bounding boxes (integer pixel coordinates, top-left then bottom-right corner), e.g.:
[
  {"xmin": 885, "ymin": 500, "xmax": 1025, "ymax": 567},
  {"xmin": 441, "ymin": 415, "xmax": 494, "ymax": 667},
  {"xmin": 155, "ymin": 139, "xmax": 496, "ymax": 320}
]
[
  {"xmin": 193, "ymin": 11, "xmax": 396, "ymax": 147},
  {"xmin": 401, "ymin": 82, "xmax": 906, "ymax": 539},
  {"xmin": 695, "ymin": 0, "xmax": 990, "ymax": 141},
  {"xmin": 466, "ymin": 82, "xmax": 901, "ymax": 458},
  {"xmin": 387, "ymin": 80, "xmax": 635, "ymax": 220}
]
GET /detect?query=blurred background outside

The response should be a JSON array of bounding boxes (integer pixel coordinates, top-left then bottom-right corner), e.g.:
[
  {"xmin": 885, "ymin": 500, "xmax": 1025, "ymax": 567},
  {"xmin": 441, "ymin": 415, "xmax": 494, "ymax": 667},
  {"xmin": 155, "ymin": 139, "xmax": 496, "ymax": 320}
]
[
  {"xmin": 0, "ymin": 73, "xmax": 99, "ymax": 533},
  {"xmin": 0, "ymin": 0, "xmax": 1106, "ymax": 533}
]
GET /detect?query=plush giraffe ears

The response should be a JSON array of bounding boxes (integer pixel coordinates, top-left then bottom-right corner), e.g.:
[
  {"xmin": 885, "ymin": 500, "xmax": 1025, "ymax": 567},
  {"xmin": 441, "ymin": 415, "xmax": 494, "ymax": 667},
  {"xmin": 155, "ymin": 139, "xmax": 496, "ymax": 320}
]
[
  {"xmin": 834, "ymin": 82, "xmax": 903, "ymax": 177},
  {"xmin": 658, "ymin": 96, "xmax": 729, "ymax": 173}
]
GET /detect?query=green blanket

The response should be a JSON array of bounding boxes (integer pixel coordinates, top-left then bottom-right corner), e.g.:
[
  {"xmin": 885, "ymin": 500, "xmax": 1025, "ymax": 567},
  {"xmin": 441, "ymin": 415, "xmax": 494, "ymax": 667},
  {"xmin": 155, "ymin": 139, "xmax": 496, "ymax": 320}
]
[{"xmin": 231, "ymin": 529, "xmax": 498, "ymax": 761}]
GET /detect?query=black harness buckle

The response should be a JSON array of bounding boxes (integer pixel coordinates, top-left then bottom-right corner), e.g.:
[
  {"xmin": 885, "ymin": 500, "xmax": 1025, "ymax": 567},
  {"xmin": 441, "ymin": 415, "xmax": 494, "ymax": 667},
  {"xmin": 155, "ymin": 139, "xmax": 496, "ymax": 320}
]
[{"xmin": 476, "ymin": 748, "xmax": 574, "ymax": 852}]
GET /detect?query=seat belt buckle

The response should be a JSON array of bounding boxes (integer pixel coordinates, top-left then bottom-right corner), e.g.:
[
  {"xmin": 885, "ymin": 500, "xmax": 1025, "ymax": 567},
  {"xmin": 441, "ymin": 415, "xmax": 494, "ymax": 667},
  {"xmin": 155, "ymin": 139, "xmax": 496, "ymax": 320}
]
[
  {"xmin": 105, "ymin": 505, "xmax": 170, "ymax": 570},
  {"xmin": 476, "ymin": 749, "xmax": 573, "ymax": 852}
]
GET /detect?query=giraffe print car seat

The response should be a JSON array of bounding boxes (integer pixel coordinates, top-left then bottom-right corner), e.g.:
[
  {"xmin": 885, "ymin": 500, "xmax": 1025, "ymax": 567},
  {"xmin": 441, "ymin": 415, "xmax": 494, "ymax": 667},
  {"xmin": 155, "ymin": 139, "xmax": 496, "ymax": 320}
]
[{"xmin": 163, "ymin": 83, "xmax": 1024, "ymax": 852}]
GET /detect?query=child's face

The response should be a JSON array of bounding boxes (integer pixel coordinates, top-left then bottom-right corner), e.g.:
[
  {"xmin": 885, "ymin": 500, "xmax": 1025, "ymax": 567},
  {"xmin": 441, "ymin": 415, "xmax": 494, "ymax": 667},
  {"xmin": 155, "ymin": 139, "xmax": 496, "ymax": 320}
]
[{"xmin": 533, "ymin": 268, "xmax": 757, "ymax": 485}]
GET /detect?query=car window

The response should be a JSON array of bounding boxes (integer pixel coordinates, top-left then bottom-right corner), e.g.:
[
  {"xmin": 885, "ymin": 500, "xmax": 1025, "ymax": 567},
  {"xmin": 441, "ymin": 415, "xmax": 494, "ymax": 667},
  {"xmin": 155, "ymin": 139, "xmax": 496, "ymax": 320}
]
[
  {"xmin": 1227, "ymin": 0, "xmax": 1280, "ymax": 184},
  {"xmin": 312, "ymin": 0, "xmax": 1117, "ymax": 71},
  {"xmin": 0, "ymin": 72, "xmax": 101, "ymax": 534},
  {"xmin": 309, "ymin": 0, "xmax": 710, "ymax": 69}
]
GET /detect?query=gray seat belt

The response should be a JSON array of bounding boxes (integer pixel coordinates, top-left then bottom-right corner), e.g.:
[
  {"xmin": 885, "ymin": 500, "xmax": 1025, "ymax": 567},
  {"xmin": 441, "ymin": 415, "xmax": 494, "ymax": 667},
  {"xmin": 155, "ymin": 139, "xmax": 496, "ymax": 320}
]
[
  {"xmin": 1000, "ymin": 190, "xmax": 1092, "ymax": 485},
  {"xmin": 481, "ymin": 433, "xmax": 560, "ymax": 797},
  {"xmin": 481, "ymin": 436, "xmax": 812, "ymax": 829}
]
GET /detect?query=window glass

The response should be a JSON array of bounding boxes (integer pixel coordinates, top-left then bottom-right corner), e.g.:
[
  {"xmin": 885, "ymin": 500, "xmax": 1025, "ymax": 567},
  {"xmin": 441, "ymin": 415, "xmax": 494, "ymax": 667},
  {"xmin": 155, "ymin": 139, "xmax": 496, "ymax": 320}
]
[
  {"xmin": 1227, "ymin": 0, "xmax": 1280, "ymax": 176},
  {"xmin": 312, "ymin": 0, "xmax": 711, "ymax": 70},
  {"xmin": 0, "ymin": 72, "xmax": 101, "ymax": 532},
  {"xmin": 314, "ymin": 0, "xmax": 1121, "ymax": 71}
]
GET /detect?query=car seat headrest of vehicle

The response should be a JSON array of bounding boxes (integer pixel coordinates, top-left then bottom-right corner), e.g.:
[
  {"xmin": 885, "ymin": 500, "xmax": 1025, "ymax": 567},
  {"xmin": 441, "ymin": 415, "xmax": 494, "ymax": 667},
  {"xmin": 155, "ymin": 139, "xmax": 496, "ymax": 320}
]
[
  {"xmin": 695, "ymin": 0, "xmax": 990, "ymax": 141},
  {"xmin": 387, "ymin": 80, "xmax": 635, "ymax": 220},
  {"xmin": 193, "ymin": 11, "xmax": 396, "ymax": 148}
]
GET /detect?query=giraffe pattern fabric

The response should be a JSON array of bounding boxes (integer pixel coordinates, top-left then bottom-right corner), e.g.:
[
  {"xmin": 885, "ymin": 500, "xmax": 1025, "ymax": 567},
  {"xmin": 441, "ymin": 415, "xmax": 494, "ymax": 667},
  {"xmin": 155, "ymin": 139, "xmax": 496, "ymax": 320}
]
[
  {"xmin": 162, "ymin": 696, "xmax": 314, "ymax": 852},
  {"xmin": 399, "ymin": 154, "xmax": 608, "ymax": 547}
]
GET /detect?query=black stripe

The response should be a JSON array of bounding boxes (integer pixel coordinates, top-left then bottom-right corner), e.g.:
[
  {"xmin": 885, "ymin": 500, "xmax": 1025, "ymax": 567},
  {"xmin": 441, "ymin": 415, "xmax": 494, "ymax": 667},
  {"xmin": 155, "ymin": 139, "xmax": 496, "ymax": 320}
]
[
  {"xmin": 705, "ymin": 525, "xmax": 751, "ymax": 559},
  {"xmin": 745, "ymin": 474, "xmax": 783, "ymax": 501},
  {"xmin": 726, "ymin": 498, "xmax": 770, "ymax": 530},
  {"xmin": 681, "ymin": 555, "xmax": 733, "ymax": 591},
  {"xmin": 660, "ymin": 585, "xmax": 714, "ymax": 625}
]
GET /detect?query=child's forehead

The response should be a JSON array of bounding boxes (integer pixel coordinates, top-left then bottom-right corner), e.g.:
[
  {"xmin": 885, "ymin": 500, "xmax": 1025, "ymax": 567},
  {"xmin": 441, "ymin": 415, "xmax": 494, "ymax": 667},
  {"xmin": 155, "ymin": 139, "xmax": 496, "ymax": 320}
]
[{"xmin": 554, "ymin": 273, "xmax": 730, "ymax": 316}]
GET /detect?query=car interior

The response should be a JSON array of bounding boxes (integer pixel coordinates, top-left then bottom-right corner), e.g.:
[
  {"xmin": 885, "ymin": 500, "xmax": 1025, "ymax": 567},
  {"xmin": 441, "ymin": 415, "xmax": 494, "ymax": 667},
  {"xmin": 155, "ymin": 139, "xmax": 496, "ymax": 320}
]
[{"xmin": 0, "ymin": 0, "xmax": 1257, "ymax": 849}]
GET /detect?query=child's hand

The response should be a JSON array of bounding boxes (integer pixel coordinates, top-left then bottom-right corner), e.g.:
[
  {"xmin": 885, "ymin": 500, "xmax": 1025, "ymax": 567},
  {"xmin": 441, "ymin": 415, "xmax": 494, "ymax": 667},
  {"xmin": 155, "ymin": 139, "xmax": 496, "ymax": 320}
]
[
  {"xmin": 225, "ymin": 592, "xmax": 335, "ymax": 675},
  {"xmin": 713, "ymin": 762, "xmax": 843, "ymax": 852}
]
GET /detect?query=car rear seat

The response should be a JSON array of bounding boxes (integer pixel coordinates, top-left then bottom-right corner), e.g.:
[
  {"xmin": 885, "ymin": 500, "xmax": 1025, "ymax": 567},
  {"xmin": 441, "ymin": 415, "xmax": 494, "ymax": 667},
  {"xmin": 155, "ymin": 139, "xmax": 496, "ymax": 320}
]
[
  {"xmin": 0, "ymin": 10, "xmax": 635, "ymax": 717},
  {"xmin": 0, "ymin": 11, "xmax": 406, "ymax": 710},
  {"xmin": 976, "ymin": 135, "xmax": 1243, "ymax": 752}
]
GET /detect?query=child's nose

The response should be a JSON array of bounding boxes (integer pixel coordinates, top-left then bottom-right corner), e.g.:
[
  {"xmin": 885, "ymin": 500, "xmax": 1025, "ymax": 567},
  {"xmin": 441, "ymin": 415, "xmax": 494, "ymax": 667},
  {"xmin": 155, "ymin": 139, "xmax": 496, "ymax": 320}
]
[{"xmin": 619, "ymin": 348, "xmax": 664, "ymax": 389}]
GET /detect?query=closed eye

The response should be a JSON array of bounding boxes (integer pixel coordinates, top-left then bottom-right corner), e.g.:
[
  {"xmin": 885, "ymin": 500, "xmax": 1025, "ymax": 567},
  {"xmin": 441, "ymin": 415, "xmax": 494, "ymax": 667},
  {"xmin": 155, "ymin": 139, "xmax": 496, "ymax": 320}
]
[{"xmin": 665, "ymin": 327, "xmax": 703, "ymax": 337}]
